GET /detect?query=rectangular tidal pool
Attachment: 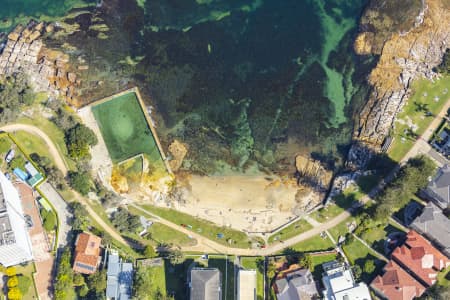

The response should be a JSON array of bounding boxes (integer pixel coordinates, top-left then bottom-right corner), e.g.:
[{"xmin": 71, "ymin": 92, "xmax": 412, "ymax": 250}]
[{"xmin": 91, "ymin": 90, "xmax": 165, "ymax": 171}]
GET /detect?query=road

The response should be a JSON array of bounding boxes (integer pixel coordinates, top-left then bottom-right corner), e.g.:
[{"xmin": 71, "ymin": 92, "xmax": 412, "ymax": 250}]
[{"xmin": 3, "ymin": 95, "xmax": 449, "ymax": 256}]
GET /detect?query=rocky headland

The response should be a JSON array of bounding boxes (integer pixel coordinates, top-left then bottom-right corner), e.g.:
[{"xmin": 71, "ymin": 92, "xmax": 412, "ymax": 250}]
[
  {"xmin": 0, "ymin": 21, "xmax": 79, "ymax": 102},
  {"xmin": 349, "ymin": 0, "xmax": 450, "ymax": 168}
]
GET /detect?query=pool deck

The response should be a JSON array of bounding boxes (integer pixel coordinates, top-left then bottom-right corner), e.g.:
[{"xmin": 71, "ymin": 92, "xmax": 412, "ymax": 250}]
[{"xmin": 84, "ymin": 87, "xmax": 173, "ymax": 175}]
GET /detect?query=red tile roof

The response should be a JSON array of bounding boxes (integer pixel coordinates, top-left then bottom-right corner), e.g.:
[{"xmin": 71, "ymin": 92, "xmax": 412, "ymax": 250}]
[
  {"xmin": 392, "ymin": 230, "xmax": 450, "ymax": 286},
  {"xmin": 73, "ymin": 232, "xmax": 102, "ymax": 274},
  {"xmin": 371, "ymin": 261, "xmax": 426, "ymax": 300}
]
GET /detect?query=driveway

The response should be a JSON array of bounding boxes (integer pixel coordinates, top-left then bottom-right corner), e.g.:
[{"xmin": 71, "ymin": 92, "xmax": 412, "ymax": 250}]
[{"xmin": 37, "ymin": 182, "xmax": 72, "ymax": 247}]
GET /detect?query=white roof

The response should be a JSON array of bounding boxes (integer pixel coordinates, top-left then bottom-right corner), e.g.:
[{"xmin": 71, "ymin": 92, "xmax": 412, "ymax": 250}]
[
  {"xmin": 238, "ymin": 269, "xmax": 256, "ymax": 300},
  {"xmin": 322, "ymin": 262, "xmax": 371, "ymax": 300},
  {"xmin": 0, "ymin": 172, "xmax": 33, "ymax": 266}
]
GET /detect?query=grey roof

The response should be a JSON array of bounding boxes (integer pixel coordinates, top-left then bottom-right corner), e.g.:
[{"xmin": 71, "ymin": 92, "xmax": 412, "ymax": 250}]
[
  {"xmin": 275, "ymin": 268, "xmax": 318, "ymax": 300},
  {"xmin": 106, "ymin": 253, "xmax": 133, "ymax": 300},
  {"xmin": 426, "ymin": 165, "xmax": 450, "ymax": 208},
  {"xmin": 411, "ymin": 202, "xmax": 450, "ymax": 256},
  {"xmin": 190, "ymin": 268, "xmax": 222, "ymax": 300}
]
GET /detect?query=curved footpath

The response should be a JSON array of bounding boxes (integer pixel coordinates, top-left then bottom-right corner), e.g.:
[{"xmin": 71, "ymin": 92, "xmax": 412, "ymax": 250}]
[
  {"xmin": 0, "ymin": 123, "xmax": 128, "ymax": 247},
  {"xmin": 2, "ymin": 95, "xmax": 449, "ymax": 255}
]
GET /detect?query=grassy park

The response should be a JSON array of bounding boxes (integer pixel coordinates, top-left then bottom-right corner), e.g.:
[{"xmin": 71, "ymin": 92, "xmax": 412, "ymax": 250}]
[
  {"xmin": 310, "ymin": 188, "xmax": 361, "ymax": 223},
  {"xmin": 287, "ymin": 234, "xmax": 335, "ymax": 253},
  {"xmin": 388, "ymin": 75, "xmax": 450, "ymax": 162},
  {"xmin": 139, "ymin": 204, "xmax": 261, "ymax": 248},
  {"xmin": 268, "ymin": 218, "xmax": 312, "ymax": 244},
  {"xmin": 91, "ymin": 91, "xmax": 165, "ymax": 169}
]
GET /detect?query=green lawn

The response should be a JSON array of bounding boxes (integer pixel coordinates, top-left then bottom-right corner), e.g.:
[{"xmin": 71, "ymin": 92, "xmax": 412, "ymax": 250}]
[
  {"xmin": 11, "ymin": 131, "xmax": 57, "ymax": 167},
  {"xmin": 164, "ymin": 257, "xmax": 195, "ymax": 299},
  {"xmin": 342, "ymin": 238, "xmax": 385, "ymax": 283},
  {"xmin": 140, "ymin": 205, "xmax": 255, "ymax": 249},
  {"xmin": 145, "ymin": 263, "xmax": 168, "ymax": 298},
  {"xmin": 388, "ymin": 74, "xmax": 450, "ymax": 162},
  {"xmin": 207, "ymin": 255, "xmax": 235, "ymax": 300},
  {"xmin": 241, "ymin": 257, "xmax": 265, "ymax": 300},
  {"xmin": 17, "ymin": 115, "xmax": 75, "ymax": 170},
  {"xmin": 310, "ymin": 189, "xmax": 361, "ymax": 223},
  {"xmin": 14, "ymin": 263, "xmax": 38, "ymax": 300},
  {"xmin": 328, "ymin": 218, "xmax": 356, "ymax": 241},
  {"xmin": 359, "ymin": 221, "xmax": 405, "ymax": 253},
  {"xmin": 128, "ymin": 206, "xmax": 196, "ymax": 247},
  {"xmin": 287, "ymin": 234, "xmax": 335, "ymax": 253},
  {"xmin": 268, "ymin": 218, "xmax": 312, "ymax": 244},
  {"xmin": 92, "ymin": 91, "xmax": 165, "ymax": 167}
]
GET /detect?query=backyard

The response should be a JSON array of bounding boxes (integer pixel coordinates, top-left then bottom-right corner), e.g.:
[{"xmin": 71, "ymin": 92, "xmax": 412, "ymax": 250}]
[
  {"xmin": 310, "ymin": 252, "xmax": 338, "ymax": 283},
  {"xmin": 388, "ymin": 74, "xmax": 450, "ymax": 162},
  {"xmin": 240, "ymin": 256, "xmax": 265, "ymax": 300}
]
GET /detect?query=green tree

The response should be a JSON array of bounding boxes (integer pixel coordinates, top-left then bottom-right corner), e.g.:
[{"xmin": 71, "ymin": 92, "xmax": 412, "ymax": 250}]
[
  {"xmin": 66, "ymin": 124, "xmax": 98, "ymax": 160},
  {"xmin": 0, "ymin": 74, "xmax": 35, "ymax": 125},
  {"xmin": 352, "ymin": 265, "xmax": 362, "ymax": 280},
  {"xmin": 87, "ymin": 270, "xmax": 107, "ymax": 293},
  {"xmin": 363, "ymin": 260, "xmax": 376, "ymax": 274},
  {"xmin": 167, "ymin": 249, "xmax": 184, "ymax": 265},
  {"xmin": 78, "ymin": 284, "xmax": 89, "ymax": 297},
  {"xmin": 7, "ymin": 287, "xmax": 22, "ymax": 300},
  {"xmin": 73, "ymin": 273, "xmax": 85, "ymax": 287},
  {"xmin": 70, "ymin": 202, "xmax": 89, "ymax": 231},
  {"xmin": 7, "ymin": 276, "xmax": 18, "ymax": 288},
  {"xmin": 133, "ymin": 266, "xmax": 150, "ymax": 300},
  {"xmin": 54, "ymin": 247, "xmax": 75, "ymax": 300},
  {"xmin": 9, "ymin": 156, "xmax": 26, "ymax": 170},
  {"xmin": 68, "ymin": 171, "xmax": 91, "ymax": 195}
]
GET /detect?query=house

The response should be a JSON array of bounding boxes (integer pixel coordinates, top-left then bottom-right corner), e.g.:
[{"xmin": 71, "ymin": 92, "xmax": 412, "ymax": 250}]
[
  {"xmin": 73, "ymin": 232, "xmax": 102, "ymax": 274},
  {"xmin": 24, "ymin": 162, "xmax": 43, "ymax": 187},
  {"xmin": 0, "ymin": 172, "xmax": 33, "ymax": 266},
  {"xmin": 411, "ymin": 202, "xmax": 450, "ymax": 257},
  {"xmin": 321, "ymin": 261, "xmax": 371, "ymax": 300},
  {"xmin": 238, "ymin": 269, "xmax": 256, "ymax": 300},
  {"xmin": 422, "ymin": 164, "xmax": 450, "ymax": 209},
  {"xmin": 189, "ymin": 268, "xmax": 221, "ymax": 300},
  {"xmin": 371, "ymin": 261, "xmax": 426, "ymax": 300},
  {"xmin": 391, "ymin": 230, "xmax": 450, "ymax": 287},
  {"xmin": 106, "ymin": 251, "xmax": 133, "ymax": 300},
  {"xmin": 274, "ymin": 268, "xmax": 318, "ymax": 300}
]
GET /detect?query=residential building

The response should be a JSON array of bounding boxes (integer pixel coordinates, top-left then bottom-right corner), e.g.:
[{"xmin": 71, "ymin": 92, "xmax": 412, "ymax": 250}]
[
  {"xmin": 274, "ymin": 268, "xmax": 318, "ymax": 300},
  {"xmin": 189, "ymin": 268, "xmax": 222, "ymax": 300},
  {"xmin": 371, "ymin": 261, "xmax": 426, "ymax": 300},
  {"xmin": 106, "ymin": 251, "xmax": 133, "ymax": 300},
  {"xmin": 422, "ymin": 164, "xmax": 450, "ymax": 209},
  {"xmin": 392, "ymin": 230, "xmax": 450, "ymax": 286},
  {"xmin": 411, "ymin": 202, "xmax": 450, "ymax": 257},
  {"xmin": 0, "ymin": 171, "xmax": 33, "ymax": 266},
  {"xmin": 238, "ymin": 269, "xmax": 256, "ymax": 300},
  {"xmin": 73, "ymin": 232, "xmax": 102, "ymax": 274},
  {"xmin": 321, "ymin": 261, "xmax": 371, "ymax": 300}
]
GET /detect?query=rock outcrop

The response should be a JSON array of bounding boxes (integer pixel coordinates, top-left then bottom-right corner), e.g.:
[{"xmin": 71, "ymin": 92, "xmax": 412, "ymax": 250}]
[
  {"xmin": 349, "ymin": 0, "xmax": 450, "ymax": 168},
  {"xmin": 0, "ymin": 22, "xmax": 79, "ymax": 101}
]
